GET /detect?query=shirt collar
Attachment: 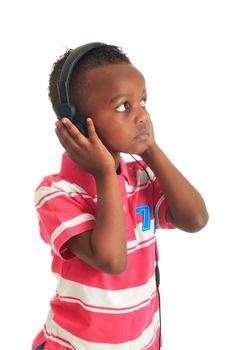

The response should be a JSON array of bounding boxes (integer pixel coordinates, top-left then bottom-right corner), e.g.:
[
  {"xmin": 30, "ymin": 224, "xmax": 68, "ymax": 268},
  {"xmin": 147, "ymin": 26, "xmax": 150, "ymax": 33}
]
[{"xmin": 60, "ymin": 152, "xmax": 130, "ymax": 186}]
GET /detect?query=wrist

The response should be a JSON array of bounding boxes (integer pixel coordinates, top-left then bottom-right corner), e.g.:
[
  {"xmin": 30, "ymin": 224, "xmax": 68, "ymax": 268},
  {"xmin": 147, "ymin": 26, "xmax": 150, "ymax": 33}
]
[{"xmin": 93, "ymin": 168, "xmax": 117, "ymax": 183}]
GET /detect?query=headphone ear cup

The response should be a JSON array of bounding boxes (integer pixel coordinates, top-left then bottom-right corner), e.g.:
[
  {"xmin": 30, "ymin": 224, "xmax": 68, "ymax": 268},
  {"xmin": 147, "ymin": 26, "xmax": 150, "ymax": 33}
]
[
  {"xmin": 57, "ymin": 103, "xmax": 76, "ymax": 120},
  {"xmin": 57, "ymin": 103, "xmax": 88, "ymax": 137}
]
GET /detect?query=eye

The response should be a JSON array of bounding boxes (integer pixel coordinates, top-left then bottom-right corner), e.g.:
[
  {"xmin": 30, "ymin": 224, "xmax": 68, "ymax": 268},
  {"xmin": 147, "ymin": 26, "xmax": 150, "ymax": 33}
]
[
  {"xmin": 140, "ymin": 98, "xmax": 147, "ymax": 108},
  {"xmin": 116, "ymin": 102, "xmax": 130, "ymax": 112}
]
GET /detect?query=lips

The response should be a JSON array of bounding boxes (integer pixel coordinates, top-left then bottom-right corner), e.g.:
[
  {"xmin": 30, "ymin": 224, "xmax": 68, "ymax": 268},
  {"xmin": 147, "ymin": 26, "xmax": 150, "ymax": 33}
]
[{"xmin": 134, "ymin": 128, "xmax": 150, "ymax": 141}]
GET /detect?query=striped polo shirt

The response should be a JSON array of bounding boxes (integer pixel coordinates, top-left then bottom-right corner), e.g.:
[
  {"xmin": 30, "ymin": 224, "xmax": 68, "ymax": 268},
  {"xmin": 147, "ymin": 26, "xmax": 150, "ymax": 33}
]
[{"xmin": 32, "ymin": 153, "xmax": 174, "ymax": 350}]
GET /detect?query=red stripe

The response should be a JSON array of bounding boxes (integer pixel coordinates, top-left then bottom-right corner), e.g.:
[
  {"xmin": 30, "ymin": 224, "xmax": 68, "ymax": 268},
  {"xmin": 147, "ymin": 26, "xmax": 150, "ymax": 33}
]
[
  {"xmin": 52, "ymin": 243, "xmax": 155, "ymax": 289},
  {"xmin": 51, "ymin": 294, "xmax": 159, "ymax": 343}
]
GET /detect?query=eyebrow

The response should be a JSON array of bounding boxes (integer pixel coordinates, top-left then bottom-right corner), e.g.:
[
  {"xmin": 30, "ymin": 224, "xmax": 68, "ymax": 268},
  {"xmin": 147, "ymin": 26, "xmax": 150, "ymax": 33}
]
[{"xmin": 110, "ymin": 89, "xmax": 147, "ymax": 104}]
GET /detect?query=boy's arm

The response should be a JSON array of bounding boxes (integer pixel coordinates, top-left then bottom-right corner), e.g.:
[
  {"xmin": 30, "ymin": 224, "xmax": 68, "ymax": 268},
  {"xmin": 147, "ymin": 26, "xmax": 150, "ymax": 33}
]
[
  {"xmin": 67, "ymin": 171, "xmax": 127, "ymax": 274},
  {"xmin": 141, "ymin": 135, "xmax": 209, "ymax": 233},
  {"xmin": 55, "ymin": 118, "xmax": 127, "ymax": 274}
]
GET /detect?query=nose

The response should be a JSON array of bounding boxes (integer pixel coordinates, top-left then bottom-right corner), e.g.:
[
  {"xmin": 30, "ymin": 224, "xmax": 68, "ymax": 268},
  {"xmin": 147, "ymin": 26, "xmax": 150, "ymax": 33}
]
[{"xmin": 135, "ymin": 107, "xmax": 149, "ymax": 125}]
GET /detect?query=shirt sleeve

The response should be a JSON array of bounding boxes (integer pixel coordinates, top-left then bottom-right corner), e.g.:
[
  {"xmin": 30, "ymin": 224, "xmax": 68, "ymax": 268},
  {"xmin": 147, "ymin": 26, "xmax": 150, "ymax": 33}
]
[
  {"xmin": 152, "ymin": 178, "xmax": 175, "ymax": 230},
  {"xmin": 138, "ymin": 160, "xmax": 175, "ymax": 230},
  {"xmin": 34, "ymin": 181, "xmax": 96, "ymax": 260}
]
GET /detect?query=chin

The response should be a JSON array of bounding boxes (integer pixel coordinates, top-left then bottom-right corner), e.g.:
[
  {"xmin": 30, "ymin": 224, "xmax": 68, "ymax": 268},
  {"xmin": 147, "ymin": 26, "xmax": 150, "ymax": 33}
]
[
  {"xmin": 117, "ymin": 142, "xmax": 148, "ymax": 156},
  {"xmin": 130, "ymin": 144, "xmax": 148, "ymax": 155}
]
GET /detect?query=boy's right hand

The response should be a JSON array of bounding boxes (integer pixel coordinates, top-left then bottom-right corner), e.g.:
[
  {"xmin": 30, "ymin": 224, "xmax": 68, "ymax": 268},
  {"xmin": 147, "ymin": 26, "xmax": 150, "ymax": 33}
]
[{"xmin": 55, "ymin": 117, "xmax": 116, "ymax": 177}]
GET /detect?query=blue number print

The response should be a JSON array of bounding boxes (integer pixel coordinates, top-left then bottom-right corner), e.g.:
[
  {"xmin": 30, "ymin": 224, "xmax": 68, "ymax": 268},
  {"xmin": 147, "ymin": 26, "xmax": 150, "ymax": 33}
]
[{"xmin": 136, "ymin": 204, "xmax": 151, "ymax": 231}]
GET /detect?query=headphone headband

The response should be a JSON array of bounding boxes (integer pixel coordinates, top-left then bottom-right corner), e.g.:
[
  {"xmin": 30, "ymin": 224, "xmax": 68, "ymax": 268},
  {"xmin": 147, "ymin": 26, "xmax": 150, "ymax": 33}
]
[
  {"xmin": 58, "ymin": 42, "xmax": 103, "ymax": 105},
  {"xmin": 57, "ymin": 42, "xmax": 105, "ymax": 137}
]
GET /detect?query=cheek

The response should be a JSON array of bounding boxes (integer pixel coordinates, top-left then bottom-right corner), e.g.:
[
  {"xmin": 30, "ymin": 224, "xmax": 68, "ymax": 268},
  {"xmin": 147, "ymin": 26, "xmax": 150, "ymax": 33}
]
[
  {"xmin": 103, "ymin": 133, "xmax": 125, "ymax": 150},
  {"xmin": 99, "ymin": 127, "xmax": 130, "ymax": 151},
  {"xmin": 97, "ymin": 121, "xmax": 125, "ymax": 140}
]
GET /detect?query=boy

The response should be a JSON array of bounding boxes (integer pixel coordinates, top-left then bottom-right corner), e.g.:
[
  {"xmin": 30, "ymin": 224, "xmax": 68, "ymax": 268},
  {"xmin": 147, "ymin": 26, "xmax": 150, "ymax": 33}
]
[{"xmin": 32, "ymin": 43, "xmax": 208, "ymax": 350}]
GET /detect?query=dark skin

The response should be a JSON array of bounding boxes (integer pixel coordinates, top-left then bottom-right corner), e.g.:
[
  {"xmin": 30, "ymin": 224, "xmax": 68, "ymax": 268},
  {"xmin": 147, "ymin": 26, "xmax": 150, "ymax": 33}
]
[{"xmin": 55, "ymin": 63, "xmax": 209, "ymax": 274}]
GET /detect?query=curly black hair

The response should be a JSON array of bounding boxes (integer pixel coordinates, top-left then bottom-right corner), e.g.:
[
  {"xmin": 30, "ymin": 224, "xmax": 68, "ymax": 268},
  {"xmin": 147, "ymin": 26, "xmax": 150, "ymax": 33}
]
[{"xmin": 48, "ymin": 43, "xmax": 131, "ymax": 117}]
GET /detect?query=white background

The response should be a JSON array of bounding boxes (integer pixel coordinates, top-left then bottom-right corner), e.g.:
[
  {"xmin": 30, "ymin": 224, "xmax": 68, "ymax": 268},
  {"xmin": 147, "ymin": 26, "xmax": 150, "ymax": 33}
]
[{"xmin": 0, "ymin": 0, "xmax": 232, "ymax": 349}]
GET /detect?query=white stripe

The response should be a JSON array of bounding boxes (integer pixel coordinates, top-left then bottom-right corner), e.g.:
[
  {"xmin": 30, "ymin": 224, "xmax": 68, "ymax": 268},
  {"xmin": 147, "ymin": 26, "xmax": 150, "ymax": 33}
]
[
  {"xmin": 51, "ymin": 213, "xmax": 95, "ymax": 252},
  {"xmin": 34, "ymin": 180, "xmax": 96, "ymax": 206},
  {"xmin": 55, "ymin": 272, "xmax": 156, "ymax": 312},
  {"xmin": 34, "ymin": 166, "xmax": 155, "ymax": 207},
  {"xmin": 127, "ymin": 219, "xmax": 155, "ymax": 252},
  {"xmin": 43, "ymin": 311, "xmax": 75, "ymax": 349},
  {"xmin": 36, "ymin": 191, "xmax": 69, "ymax": 209},
  {"xmin": 43, "ymin": 328, "xmax": 74, "ymax": 350},
  {"xmin": 44, "ymin": 309, "xmax": 160, "ymax": 350},
  {"xmin": 36, "ymin": 190, "xmax": 96, "ymax": 209},
  {"xmin": 141, "ymin": 330, "xmax": 157, "ymax": 350},
  {"xmin": 136, "ymin": 167, "xmax": 155, "ymax": 185},
  {"xmin": 135, "ymin": 219, "xmax": 155, "ymax": 242},
  {"xmin": 127, "ymin": 236, "xmax": 155, "ymax": 254},
  {"xmin": 124, "ymin": 166, "xmax": 156, "ymax": 197},
  {"xmin": 58, "ymin": 291, "xmax": 156, "ymax": 314},
  {"xmin": 34, "ymin": 170, "xmax": 155, "ymax": 209},
  {"xmin": 34, "ymin": 179, "xmax": 150, "ymax": 205},
  {"xmin": 124, "ymin": 180, "xmax": 151, "ymax": 197},
  {"xmin": 50, "ymin": 216, "xmax": 154, "ymax": 256}
]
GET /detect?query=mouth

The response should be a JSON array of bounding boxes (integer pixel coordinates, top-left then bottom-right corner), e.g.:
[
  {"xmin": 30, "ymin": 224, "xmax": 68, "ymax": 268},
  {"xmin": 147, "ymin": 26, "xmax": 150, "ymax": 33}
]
[{"xmin": 134, "ymin": 128, "xmax": 150, "ymax": 141}]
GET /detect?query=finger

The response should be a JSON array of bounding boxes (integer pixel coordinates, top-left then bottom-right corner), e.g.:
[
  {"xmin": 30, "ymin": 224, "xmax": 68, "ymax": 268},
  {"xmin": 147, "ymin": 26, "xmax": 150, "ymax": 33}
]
[
  {"xmin": 61, "ymin": 117, "xmax": 87, "ymax": 142},
  {"xmin": 86, "ymin": 118, "xmax": 99, "ymax": 142},
  {"xmin": 55, "ymin": 121, "xmax": 76, "ymax": 145},
  {"xmin": 55, "ymin": 121, "xmax": 81, "ymax": 154}
]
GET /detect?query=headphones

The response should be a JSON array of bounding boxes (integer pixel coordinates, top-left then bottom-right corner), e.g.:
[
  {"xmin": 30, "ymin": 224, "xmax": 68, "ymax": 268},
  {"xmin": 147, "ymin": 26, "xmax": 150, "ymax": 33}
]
[{"xmin": 57, "ymin": 42, "xmax": 103, "ymax": 137}]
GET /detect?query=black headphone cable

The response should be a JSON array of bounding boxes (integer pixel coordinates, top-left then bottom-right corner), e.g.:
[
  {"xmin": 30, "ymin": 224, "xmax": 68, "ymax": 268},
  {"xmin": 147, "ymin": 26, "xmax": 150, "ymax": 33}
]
[{"xmin": 130, "ymin": 154, "xmax": 162, "ymax": 349}]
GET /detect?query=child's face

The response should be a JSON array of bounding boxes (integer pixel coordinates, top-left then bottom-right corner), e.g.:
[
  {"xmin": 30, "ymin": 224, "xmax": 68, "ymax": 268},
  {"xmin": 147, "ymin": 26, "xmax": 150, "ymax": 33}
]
[{"xmin": 80, "ymin": 63, "xmax": 151, "ymax": 159}]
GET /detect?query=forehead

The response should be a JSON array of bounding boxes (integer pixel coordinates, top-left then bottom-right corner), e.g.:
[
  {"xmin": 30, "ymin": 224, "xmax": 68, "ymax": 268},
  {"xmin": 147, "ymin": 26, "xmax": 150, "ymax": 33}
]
[{"xmin": 84, "ymin": 64, "xmax": 146, "ymax": 100}]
